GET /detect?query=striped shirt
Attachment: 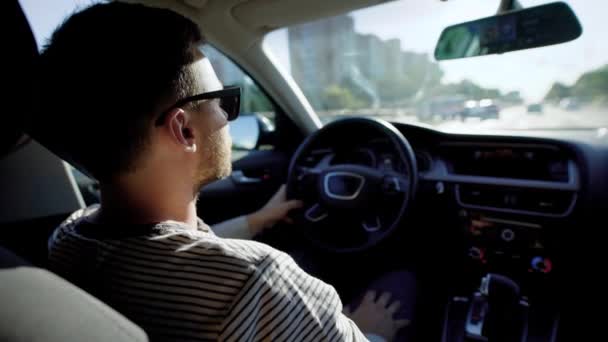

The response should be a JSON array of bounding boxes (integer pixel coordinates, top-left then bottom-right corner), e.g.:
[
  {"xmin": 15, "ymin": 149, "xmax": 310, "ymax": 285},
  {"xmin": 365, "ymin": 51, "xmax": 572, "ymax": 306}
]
[{"xmin": 48, "ymin": 206, "xmax": 368, "ymax": 342}]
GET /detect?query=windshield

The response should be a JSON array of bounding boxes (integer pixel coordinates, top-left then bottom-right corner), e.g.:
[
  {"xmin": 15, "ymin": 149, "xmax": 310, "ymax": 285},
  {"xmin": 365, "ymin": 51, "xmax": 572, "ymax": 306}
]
[{"xmin": 264, "ymin": 0, "xmax": 608, "ymax": 132}]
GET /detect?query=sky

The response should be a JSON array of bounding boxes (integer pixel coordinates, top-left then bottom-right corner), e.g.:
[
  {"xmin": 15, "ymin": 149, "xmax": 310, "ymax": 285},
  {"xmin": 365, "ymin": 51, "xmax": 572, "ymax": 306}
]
[
  {"xmin": 20, "ymin": 0, "xmax": 97, "ymax": 47},
  {"xmin": 21, "ymin": 0, "xmax": 608, "ymax": 102},
  {"xmin": 265, "ymin": 0, "xmax": 608, "ymax": 102}
]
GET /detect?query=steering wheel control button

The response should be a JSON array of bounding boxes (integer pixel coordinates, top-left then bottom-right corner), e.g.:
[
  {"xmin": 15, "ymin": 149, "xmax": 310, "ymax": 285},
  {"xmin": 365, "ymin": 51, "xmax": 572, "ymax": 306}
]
[
  {"xmin": 324, "ymin": 172, "xmax": 365, "ymax": 200},
  {"xmin": 501, "ymin": 228, "xmax": 515, "ymax": 242},
  {"xmin": 362, "ymin": 216, "xmax": 382, "ymax": 232},
  {"xmin": 304, "ymin": 204, "xmax": 328, "ymax": 222},
  {"xmin": 382, "ymin": 176, "xmax": 402, "ymax": 194},
  {"xmin": 286, "ymin": 118, "xmax": 417, "ymax": 252}
]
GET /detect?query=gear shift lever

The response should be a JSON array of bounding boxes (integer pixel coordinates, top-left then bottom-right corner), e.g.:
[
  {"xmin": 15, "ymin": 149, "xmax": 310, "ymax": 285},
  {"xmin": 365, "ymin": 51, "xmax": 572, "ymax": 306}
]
[
  {"xmin": 465, "ymin": 274, "xmax": 527, "ymax": 341},
  {"xmin": 480, "ymin": 273, "xmax": 520, "ymax": 306}
]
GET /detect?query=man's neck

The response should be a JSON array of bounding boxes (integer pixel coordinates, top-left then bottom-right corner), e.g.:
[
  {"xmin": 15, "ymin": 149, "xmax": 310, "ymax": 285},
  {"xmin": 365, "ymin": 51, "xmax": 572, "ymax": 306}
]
[{"xmin": 96, "ymin": 173, "xmax": 199, "ymax": 229}]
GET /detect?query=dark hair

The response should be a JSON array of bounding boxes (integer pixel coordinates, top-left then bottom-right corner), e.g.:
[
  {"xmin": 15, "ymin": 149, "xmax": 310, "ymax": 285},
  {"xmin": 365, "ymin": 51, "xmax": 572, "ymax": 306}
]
[{"xmin": 34, "ymin": 2, "xmax": 202, "ymax": 180}]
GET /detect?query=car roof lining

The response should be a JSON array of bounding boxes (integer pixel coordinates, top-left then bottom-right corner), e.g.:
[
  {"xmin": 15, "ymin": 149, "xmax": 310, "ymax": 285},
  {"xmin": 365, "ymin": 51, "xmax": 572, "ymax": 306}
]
[
  {"xmin": 231, "ymin": 0, "xmax": 391, "ymax": 32},
  {"xmin": 121, "ymin": 0, "xmax": 391, "ymax": 47}
]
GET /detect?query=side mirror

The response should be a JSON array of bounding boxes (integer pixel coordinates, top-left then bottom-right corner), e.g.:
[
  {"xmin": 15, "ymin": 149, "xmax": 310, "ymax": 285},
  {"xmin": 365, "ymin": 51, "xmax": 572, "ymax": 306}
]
[
  {"xmin": 434, "ymin": 2, "xmax": 582, "ymax": 61},
  {"xmin": 229, "ymin": 113, "xmax": 275, "ymax": 151}
]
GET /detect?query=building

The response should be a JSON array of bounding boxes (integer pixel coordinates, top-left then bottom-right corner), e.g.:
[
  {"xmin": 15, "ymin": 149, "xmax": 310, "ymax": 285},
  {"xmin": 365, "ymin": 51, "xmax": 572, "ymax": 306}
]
[
  {"xmin": 383, "ymin": 38, "xmax": 404, "ymax": 79},
  {"xmin": 288, "ymin": 14, "xmax": 430, "ymax": 109},
  {"xmin": 288, "ymin": 15, "xmax": 357, "ymax": 108},
  {"xmin": 356, "ymin": 33, "xmax": 385, "ymax": 81}
]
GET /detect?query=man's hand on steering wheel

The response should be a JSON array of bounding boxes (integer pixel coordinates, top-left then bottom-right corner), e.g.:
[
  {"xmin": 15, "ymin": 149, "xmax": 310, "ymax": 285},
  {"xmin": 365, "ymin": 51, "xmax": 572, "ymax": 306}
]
[
  {"xmin": 247, "ymin": 185, "xmax": 303, "ymax": 236},
  {"xmin": 286, "ymin": 118, "xmax": 417, "ymax": 252}
]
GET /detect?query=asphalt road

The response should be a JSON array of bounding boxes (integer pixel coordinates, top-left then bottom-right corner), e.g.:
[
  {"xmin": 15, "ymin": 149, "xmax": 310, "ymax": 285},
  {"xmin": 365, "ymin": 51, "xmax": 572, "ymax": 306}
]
[
  {"xmin": 229, "ymin": 105, "xmax": 607, "ymax": 161},
  {"xmin": 436, "ymin": 105, "xmax": 608, "ymax": 132},
  {"xmin": 318, "ymin": 105, "xmax": 608, "ymax": 132}
]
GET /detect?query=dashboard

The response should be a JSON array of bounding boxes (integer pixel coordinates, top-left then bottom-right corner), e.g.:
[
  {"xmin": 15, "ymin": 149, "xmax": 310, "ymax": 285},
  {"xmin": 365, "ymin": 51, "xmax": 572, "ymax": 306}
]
[
  {"xmin": 328, "ymin": 139, "xmax": 407, "ymax": 174},
  {"xmin": 304, "ymin": 122, "xmax": 606, "ymax": 296},
  {"xmin": 420, "ymin": 142, "xmax": 576, "ymax": 287},
  {"xmin": 396, "ymin": 124, "xmax": 600, "ymax": 296}
]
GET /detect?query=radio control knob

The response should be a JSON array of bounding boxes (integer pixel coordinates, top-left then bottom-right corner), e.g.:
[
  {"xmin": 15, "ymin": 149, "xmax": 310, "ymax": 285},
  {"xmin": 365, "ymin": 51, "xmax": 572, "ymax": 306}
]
[
  {"xmin": 531, "ymin": 256, "xmax": 553, "ymax": 273},
  {"xmin": 469, "ymin": 247, "xmax": 484, "ymax": 260}
]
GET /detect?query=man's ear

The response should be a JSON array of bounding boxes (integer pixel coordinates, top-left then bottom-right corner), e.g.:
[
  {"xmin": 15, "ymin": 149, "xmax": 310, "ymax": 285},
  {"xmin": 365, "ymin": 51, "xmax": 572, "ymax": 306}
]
[{"xmin": 164, "ymin": 108, "xmax": 197, "ymax": 153}]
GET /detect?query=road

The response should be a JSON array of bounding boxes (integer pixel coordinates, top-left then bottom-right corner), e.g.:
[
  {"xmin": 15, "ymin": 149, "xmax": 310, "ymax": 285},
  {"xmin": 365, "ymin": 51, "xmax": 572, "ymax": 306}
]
[
  {"xmin": 318, "ymin": 105, "xmax": 608, "ymax": 132},
  {"xmin": 228, "ymin": 105, "xmax": 607, "ymax": 161},
  {"xmin": 436, "ymin": 105, "xmax": 608, "ymax": 132}
]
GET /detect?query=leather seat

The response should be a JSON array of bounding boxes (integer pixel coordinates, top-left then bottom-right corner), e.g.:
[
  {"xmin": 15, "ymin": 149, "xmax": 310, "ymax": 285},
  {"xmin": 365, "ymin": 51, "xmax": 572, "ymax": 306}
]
[
  {"xmin": 0, "ymin": 1, "xmax": 147, "ymax": 341},
  {"xmin": 0, "ymin": 248, "xmax": 147, "ymax": 341}
]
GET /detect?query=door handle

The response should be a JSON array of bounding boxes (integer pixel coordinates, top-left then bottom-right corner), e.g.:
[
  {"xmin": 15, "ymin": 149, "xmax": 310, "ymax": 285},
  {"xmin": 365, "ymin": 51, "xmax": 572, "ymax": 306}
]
[{"xmin": 231, "ymin": 170, "xmax": 262, "ymax": 184}]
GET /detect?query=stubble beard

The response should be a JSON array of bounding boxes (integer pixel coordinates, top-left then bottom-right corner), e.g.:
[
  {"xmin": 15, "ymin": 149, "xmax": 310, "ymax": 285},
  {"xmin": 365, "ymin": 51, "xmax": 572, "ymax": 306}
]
[{"xmin": 193, "ymin": 126, "xmax": 232, "ymax": 194}]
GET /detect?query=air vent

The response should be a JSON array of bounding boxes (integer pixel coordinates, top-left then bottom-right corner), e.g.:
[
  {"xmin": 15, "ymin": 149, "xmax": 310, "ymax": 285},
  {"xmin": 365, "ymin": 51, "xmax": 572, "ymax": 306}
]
[{"xmin": 457, "ymin": 185, "xmax": 575, "ymax": 216}]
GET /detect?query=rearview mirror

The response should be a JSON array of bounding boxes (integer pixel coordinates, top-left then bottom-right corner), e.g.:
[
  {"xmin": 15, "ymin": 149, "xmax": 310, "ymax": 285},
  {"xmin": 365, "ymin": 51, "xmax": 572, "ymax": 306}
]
[{"xmin": 434, "ymin": 2, "xmax": 582, "ymax": 61}]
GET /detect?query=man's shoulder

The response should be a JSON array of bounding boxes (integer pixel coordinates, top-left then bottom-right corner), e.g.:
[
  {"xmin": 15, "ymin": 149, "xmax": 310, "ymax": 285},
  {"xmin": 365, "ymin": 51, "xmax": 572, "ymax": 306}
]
[
  {"xmin": 158, "ymin": 231, "xmax": 282, "ymax": 267},
  {"xmin": 51, "ymin": 206, "xmax": 283, "ymax": 268}
]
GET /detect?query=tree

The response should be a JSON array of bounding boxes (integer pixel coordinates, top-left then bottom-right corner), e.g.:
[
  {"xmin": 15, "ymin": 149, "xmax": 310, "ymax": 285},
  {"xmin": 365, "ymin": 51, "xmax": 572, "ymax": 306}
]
[
  {"xmin": 544, "ymin": 64, "xmax": 608, "ymax": 105},
  {"xmin": 322, "ymin": 85, "xmax": 366, "ymax": 110},
  {"xmin": 503, "ymin": 91, "xmax": 523, "ymax": 105},
  {"xmin": 376, "ymin": 77, "xmax": 417, "ymax": 104},
  {"xmin": 544, "ymin": 82, "xmax": 572, "ymax": 103},
  {"xmin": 572, "ymin": 65, "xmax": 608, "ymax": 104},
  {"xmin": 389, "ymin": 52, "xmax": 444, "ymax": 103}
]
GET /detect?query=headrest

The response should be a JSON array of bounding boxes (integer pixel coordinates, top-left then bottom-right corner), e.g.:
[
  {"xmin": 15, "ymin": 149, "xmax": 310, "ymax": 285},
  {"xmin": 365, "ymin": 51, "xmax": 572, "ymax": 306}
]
[{"xmin": 0, "ymin": 1, "xmax": 39, "ymax": 157}]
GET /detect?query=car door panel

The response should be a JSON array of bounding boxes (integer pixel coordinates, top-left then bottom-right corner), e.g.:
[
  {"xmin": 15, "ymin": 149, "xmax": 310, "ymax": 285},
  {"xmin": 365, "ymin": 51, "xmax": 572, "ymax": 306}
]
[{"xmin": 197, "ymin": 150, "xmax": 290, "ymax": 224}]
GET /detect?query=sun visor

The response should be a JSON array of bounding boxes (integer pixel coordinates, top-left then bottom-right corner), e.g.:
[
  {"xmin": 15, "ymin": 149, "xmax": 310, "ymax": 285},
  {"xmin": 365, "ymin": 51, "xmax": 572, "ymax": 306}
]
[{"xmin": 232, "ymin": 0, "xmax": 390, "ymax": 31}]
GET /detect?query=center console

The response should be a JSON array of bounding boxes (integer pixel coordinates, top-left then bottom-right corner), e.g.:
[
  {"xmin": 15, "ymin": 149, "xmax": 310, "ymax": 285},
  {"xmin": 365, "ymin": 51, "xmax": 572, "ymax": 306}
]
[
  {"xmin": 443, "ymin": 208, "xmax": 563, "ymax": 341},
  {"xmin": 423, "ymin": 143, "xmax": 576, "ymax": 341},
  {"xmin": 441, "ymin": 273, "xmax": 555, "ymax": 342},
  {"xmin": 459, "ymin": 208, "xmax": 559, "ymax": 285}
]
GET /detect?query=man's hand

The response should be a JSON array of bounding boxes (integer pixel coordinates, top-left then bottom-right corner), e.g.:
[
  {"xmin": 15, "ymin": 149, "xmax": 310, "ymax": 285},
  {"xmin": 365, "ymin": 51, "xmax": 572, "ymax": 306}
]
[
  {"xmin": 246, "ymin": 185, "xmax": 303, "ymax": 236},
  {"xmin": 343, "ymin": 291, "xmax": 410, "ymax": 342}
]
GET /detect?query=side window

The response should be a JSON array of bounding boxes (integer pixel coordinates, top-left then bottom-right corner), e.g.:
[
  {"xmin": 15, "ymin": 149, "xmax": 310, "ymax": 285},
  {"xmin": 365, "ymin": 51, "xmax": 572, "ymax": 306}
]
[{"xmin": 201, "ymin": 45, "xmax": 276, "ymax": 161}]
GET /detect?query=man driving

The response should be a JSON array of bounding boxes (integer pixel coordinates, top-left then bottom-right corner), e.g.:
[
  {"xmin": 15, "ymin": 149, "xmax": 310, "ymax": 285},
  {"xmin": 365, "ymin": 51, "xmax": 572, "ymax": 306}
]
[{"xmin": 38, "ymin": 3, "xmax": 413, "ymax": 341}]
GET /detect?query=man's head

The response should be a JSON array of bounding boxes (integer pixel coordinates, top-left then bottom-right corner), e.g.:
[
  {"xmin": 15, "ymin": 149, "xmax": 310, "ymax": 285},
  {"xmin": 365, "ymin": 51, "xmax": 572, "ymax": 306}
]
[{"xmin": 35, "ymin": 2, "xmax": 232, "ymax": 191}]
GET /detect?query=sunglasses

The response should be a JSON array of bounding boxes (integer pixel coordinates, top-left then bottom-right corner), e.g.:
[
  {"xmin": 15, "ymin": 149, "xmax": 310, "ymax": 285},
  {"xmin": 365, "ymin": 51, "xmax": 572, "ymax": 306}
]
[{"xmin": 155, "ymin": 85, "xmax": 241, "ymax": 126}]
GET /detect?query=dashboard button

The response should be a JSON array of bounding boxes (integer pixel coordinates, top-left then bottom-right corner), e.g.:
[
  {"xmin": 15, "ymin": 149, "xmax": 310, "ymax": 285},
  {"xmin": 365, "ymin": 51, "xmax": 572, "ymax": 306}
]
[
  {"xmin": 501, "ymin": 228, "xmax": 515, "ymax": 242},
  {"xmin": 435, "ymin": 181, "xmax": 445, "ymax": 195}
]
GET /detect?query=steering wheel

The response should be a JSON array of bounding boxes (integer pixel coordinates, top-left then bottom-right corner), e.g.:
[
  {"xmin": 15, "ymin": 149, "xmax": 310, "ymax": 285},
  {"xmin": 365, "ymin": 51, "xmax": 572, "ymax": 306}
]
[{"xmin": 286, "ymin": 117, "xmax": 418, "ymax": 253}]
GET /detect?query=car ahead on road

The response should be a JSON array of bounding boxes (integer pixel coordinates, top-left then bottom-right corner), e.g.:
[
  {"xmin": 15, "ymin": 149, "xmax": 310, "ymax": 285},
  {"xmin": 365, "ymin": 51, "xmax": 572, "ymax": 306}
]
[
  {"xmin": 418, "ymin": 95, "xmax": 467, "ymax": 121},
  {"xmin": 3, "ymin": 0, "xmax": 606, "ymax": 341},
  {"xmin": 463, "ymin": 98, "xmax": 500, "ymax": 120},
  {"xmin": 560, "ymin": 97, "xmax": 581, "ymax": 111},
  {"xmin": 527, "ymin": 103, "xmax": 544, "ymax": 114}
]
